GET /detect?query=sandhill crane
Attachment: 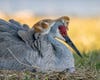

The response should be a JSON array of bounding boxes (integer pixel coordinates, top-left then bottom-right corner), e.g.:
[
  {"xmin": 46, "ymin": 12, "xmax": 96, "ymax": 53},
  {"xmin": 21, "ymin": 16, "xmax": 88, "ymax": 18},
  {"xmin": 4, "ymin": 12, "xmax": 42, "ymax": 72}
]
[{"xmin": 0, "ymin": 16, "xmax": 82, "ymax": 73}]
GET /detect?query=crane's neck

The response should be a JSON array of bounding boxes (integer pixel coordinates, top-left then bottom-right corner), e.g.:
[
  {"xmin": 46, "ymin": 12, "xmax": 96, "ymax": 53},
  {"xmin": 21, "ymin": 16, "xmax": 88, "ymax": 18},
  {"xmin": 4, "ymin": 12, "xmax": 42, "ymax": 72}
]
[{"xmin": 47, "ymin": 33, "xmax": 65, "ymax": 48}]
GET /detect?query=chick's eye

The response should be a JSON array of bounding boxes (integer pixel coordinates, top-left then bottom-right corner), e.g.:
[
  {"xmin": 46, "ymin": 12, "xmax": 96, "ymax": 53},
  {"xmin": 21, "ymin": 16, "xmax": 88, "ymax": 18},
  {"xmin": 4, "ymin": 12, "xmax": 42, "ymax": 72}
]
[{"xmin": 66, "ymin": 22, "xmax": 69, "ymax": 25}]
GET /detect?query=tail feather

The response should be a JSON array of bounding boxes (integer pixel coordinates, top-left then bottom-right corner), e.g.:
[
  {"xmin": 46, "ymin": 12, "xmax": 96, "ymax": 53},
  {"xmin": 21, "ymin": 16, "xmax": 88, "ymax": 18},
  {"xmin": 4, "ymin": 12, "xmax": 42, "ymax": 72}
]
[
  {"xmin": 0, "ymin": 19, "xmax": 10, "ymax": 26},
  {"xmin": 0, "ymin": 19, "xmax": 30, "ymax": 32},
  {"xmin": 0, "ymin": 19, "xmax": 30, "ymax": 38},
  {"xmin": 9, "ymin": 19, "xmax": 23, "ymax": 30},
  {"xmin": 0, "ymin": 19, "xmax": 18, "ymax": 32},
  {"xmin": 9, "ymin": 19, "xmax": 22, "ymax": 28},
  {"xmin": 9, "ymin": 19, "xmax": 30, "ymax": 31}
]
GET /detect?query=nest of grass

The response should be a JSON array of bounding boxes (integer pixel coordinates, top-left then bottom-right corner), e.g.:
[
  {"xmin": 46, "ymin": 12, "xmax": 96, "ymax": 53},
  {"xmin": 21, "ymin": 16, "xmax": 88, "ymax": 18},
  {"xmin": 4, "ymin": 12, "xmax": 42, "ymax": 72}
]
[{"xmin": 0, "ymin": 67, "xmax": 99, "ymax": 80}]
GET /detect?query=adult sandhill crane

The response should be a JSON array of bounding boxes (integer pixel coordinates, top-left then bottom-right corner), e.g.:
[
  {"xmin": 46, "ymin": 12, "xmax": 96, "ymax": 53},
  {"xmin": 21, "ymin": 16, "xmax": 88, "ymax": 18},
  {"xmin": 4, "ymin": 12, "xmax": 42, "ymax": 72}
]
[{"xmin": 0, "ymin": 16, "xmax": 82, "ymax": 73}]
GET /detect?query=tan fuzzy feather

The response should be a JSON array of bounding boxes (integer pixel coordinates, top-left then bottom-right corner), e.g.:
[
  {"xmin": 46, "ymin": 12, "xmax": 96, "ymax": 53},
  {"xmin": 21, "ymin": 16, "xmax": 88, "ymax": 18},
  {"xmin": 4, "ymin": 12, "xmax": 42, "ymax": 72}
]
[{"xmin": 32, "ymin": 19, "xmax": 53, "ymax": 33}]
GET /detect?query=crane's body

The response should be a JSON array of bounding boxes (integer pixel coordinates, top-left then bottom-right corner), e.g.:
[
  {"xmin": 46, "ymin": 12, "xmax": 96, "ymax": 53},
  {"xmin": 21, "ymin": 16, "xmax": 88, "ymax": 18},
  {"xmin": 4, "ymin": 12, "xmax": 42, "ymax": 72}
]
[{"xmin": 0, "ymin": 16, "xmax": 82, "ymax": 73}]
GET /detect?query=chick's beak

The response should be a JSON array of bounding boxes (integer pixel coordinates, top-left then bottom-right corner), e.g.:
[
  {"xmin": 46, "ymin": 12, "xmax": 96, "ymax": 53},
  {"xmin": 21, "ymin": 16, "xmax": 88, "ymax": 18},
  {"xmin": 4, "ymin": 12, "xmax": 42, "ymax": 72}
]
[{"xmin": 58, "ymin": 25, "xmax": 82, "ymax": 58}]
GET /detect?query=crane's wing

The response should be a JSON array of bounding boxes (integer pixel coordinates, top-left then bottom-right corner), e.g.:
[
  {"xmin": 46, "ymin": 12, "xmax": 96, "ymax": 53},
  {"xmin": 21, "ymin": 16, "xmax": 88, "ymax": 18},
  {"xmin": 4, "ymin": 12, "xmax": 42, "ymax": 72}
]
[
  {"xmin": 0, "ymin": 19, "xmax": 43, "ymax": 54},
  {"xmin": 0, "ymin": 19, "xmax": 39, "ymax": 71},
  {"xmin": 0, "ymin": 19, "xmax": 43, "ymax": 51}
]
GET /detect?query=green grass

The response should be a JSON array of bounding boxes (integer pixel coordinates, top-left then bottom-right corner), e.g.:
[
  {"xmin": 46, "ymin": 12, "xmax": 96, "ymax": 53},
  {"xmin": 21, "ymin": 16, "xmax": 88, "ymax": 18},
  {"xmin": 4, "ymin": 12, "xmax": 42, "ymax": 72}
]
[
  {"xmin": 0, "ymin": 50, "xmax": 100, "ymax": 80},
  {"xmin": 75, "ymin": 50, "xmax": 100, "ymax": 70}
]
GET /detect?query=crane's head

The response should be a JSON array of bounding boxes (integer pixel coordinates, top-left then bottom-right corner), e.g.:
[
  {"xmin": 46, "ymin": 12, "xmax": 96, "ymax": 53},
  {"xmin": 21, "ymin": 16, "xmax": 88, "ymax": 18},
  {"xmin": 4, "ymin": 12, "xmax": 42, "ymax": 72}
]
[
  {"xmin": 33, "ymin": 16, "xmax": 82, "ymax": 58},
  {"xmin": 55, "ymin": 16, "xmax": 82, "ymax": 58}
]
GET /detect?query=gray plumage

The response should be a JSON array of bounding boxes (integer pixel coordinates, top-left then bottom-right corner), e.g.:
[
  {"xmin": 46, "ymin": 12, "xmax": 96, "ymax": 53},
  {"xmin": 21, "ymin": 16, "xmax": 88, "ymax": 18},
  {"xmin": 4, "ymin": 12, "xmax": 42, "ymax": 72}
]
[{"xmin": 0, "ymin": 19, "xmax": 75, "ymax": 73}]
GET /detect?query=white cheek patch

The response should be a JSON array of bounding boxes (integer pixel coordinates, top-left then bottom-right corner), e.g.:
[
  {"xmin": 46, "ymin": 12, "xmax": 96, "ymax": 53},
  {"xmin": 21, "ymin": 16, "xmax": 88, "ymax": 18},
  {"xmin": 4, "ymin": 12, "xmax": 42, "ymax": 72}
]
[
  {"xmin": 62, "ymin": 19, "xmax": 69, "ymax": 27},
  {"xmin": 62, "ymin": 19, "xmax": 65, "ymax": 24},
  {"xmin": 55, "ymin": 29, "xmax": 65, "ymax": 41}
]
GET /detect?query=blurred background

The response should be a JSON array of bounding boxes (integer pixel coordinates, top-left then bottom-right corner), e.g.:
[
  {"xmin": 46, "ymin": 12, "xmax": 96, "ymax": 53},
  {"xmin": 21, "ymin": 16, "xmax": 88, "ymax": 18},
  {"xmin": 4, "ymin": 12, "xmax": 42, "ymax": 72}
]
[{"xmin": 0, "ymin": 0, "xmax": 100, "ymax": 52}]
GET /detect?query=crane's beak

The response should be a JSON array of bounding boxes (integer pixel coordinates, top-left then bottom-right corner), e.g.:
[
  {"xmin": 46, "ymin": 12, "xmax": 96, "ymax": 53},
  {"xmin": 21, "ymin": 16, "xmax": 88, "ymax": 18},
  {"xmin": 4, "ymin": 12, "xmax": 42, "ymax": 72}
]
[
  {"xmin": 58, "ymin": 25, "xmax": 82, "ymax": 58},
  {"xmin": 64, "ymin": 36, "xmax": 82, "ymax": 58}
]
